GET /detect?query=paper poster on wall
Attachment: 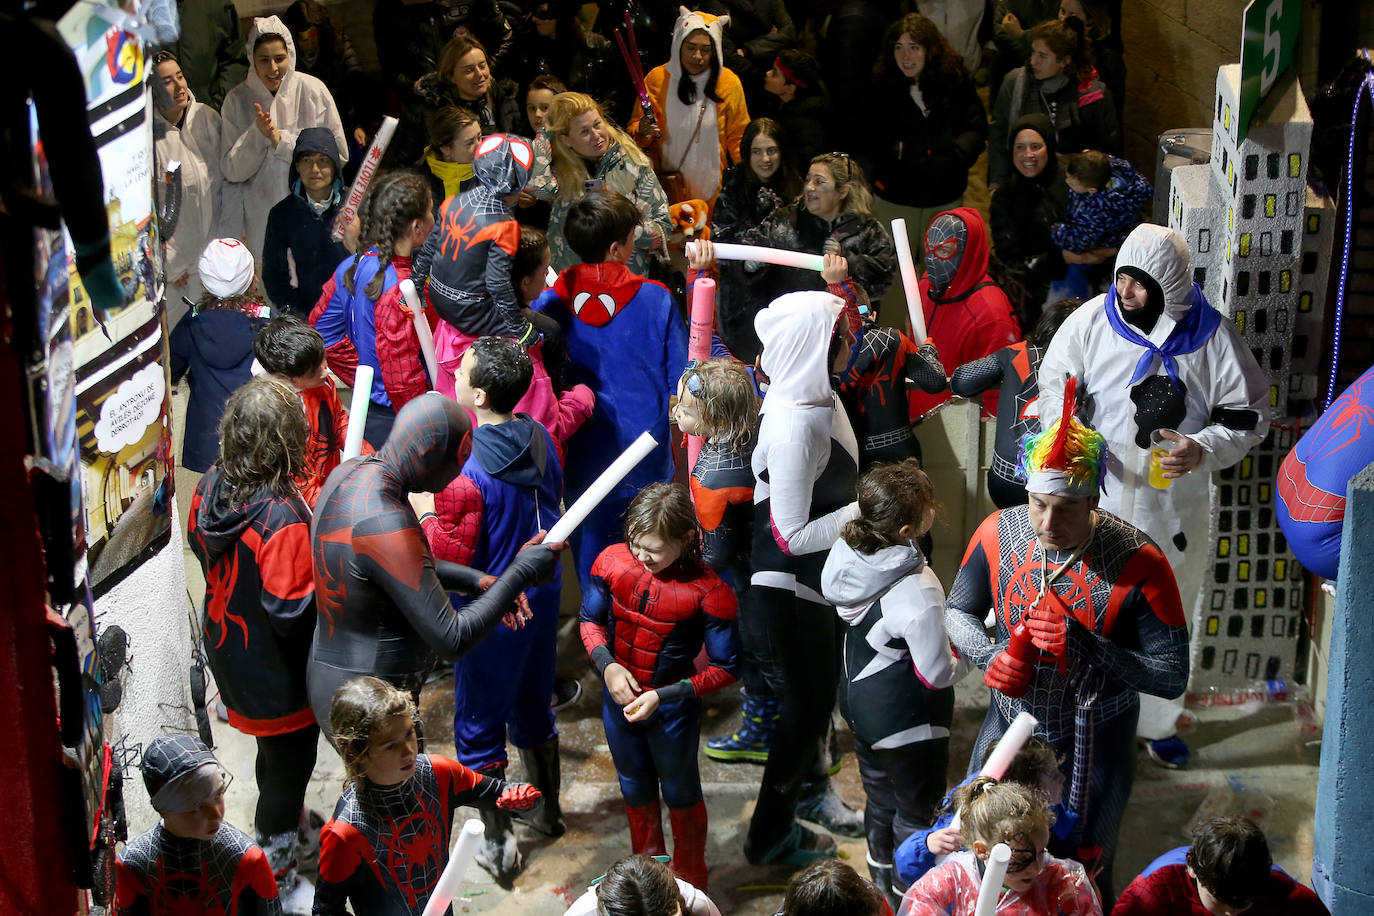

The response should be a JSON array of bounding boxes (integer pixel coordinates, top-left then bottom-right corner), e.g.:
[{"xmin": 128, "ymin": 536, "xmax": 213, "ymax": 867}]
[{"xmin": 58, "ymin": 2, "xmax": 174, "ymax": 595}]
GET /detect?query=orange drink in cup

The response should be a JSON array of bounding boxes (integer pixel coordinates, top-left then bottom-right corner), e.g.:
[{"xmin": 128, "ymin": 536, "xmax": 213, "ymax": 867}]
[{"xmin": 1148, "ymin": 428, "xmax": 1178, "ymax": 489}]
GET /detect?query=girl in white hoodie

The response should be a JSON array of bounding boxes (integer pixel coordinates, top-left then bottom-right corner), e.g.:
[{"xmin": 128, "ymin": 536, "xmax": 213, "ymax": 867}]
[
  {"xmin": 821, "ymin": 458, "xmax": 968, "ymax": 907},
  {"xmin": 220, "ymin": 16, "xmax": 347, "ymax": 262}
]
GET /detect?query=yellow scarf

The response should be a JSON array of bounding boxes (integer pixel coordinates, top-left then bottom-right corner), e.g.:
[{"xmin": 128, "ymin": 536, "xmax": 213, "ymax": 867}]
[{"xmin": 424, "ymin": 148, "xmax": 474, "ymax": 201}]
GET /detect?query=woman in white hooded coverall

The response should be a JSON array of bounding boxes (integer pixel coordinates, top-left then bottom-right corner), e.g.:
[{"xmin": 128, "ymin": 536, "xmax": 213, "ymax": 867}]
[
  {"xmin": 153, "ymin": 49, "xmax": 224, "ymax": 328},
  {"xmin": 220, "ymin": 15, "xmax": 347, "ymax": 262},
  {"xmin": 1036, "ymin": 223, "xmax": 1269, "ymax": 763}
]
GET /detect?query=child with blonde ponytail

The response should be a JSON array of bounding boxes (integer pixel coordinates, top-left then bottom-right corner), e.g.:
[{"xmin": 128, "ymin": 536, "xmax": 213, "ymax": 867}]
[
  {"xmin": 310, "ymin": 170, "xmax": 436, "ymax": 447},
  {"xmin": 821, "ymin": 459, "xmax": 967, "ymax": 907},
  {"xmin": 899, "ymin": 778, "xmax": 1101, "ymax": 916}
]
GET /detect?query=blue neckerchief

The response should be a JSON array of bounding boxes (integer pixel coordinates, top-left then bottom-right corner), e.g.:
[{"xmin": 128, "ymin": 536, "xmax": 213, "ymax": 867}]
[{"xmin": 1103, "ymin": 281, "xmax": 1222, "ymax": 389}]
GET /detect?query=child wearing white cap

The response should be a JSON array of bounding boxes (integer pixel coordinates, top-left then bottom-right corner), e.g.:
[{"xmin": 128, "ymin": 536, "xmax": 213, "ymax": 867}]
[{"xmin": 170, "ymin": 238, "xmax": 273, "ymax": 475}]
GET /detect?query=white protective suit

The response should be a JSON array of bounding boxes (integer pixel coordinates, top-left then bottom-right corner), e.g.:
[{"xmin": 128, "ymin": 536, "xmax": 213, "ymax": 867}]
[
  {"xmin": 1037, "ymin": 223, "xmax": 1269, "ymax": 737},
  {"xmin": 219, "ymin": 16, "xmax": 346, "ymax": 261},
  {"xmin": 154, "ymin": 90, "xmax": 223, "ymax": 327}
]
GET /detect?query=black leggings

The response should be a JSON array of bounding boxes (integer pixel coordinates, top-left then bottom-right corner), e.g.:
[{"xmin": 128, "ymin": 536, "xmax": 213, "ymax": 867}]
[
  {"xmin": 745, "ymin": 587, "xmax": 843, "ymax": 858},
  {"xmin": 254, "ymin": 725, "xmax": 320, "ymax": 838},
  {"xmin": 854, "ymin": 737, "xmax": 949, "ymax": 871}
]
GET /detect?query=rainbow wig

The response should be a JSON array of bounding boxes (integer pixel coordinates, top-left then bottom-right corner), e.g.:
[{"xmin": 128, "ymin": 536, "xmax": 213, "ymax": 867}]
[{"xmin": 1019, "ymin": 378, "xmax": 1108, "ymax": 497}]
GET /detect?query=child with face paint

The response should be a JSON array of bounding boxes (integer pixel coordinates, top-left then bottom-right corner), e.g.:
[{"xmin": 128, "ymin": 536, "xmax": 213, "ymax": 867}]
[
  {"xmin": 910, "ymin": 207, "xmax": 1022, "ymax": 419},
  {"xmin": 116, "ymin": 735, "xmax": 282, "ymax": 915}
]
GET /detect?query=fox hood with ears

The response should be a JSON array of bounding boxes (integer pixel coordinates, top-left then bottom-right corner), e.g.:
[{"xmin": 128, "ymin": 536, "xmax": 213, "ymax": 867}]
[{"xmin": 665, "ymin": 6, "xmax": 729, "ymax": 85}]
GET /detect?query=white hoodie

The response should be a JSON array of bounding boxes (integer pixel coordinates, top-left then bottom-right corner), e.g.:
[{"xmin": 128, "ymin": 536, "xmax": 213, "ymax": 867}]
[
  {"xmin": 1037, "ymin": 223, "xmax": 1269, "ymax": 598},
  {"xmin": 219, "ymin": 16, "xmax": 347, "ymax": 260},
  {"xmin": 154, "ymin": 87, "xmax": 223, "ymax": 324},
  {"xmin": 751, "ymin": 291, "xmax": 859, "ymax": 599}
]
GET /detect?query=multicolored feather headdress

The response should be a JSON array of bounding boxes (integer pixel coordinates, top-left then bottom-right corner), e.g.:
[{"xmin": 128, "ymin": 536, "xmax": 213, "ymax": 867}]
[{"xmin": 1019, "ymin": 378, "xmax": 1108, "ymax": 497}]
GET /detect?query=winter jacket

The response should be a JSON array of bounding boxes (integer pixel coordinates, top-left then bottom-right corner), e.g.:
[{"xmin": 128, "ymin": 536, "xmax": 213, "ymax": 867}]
[
  {"xmin": 310, "ymin": 252, "xmax": 430, "ymax": 412},
  {"xmin": 532, "ymin": 261, "xmax": 688, "ymax": 498},
  {"xmin": 1037, "ymin": 225, "xmax": 1269, "ymax": 584},
  {"xmin": 390, "ymin": 72, "xmax": 522, "ymax": 169},
  {"xmin": 188, "ymin": 466, "xmax": 316, "ymax": 735},
  {"xmin": 822, "ymin": 538, "xmax": 965, "ymax": 749},
  {"xmin": 718, "ymin": 199, "xmax": 897, "ymax": 362},
  {"xmin": 628, "ymin": 8, "xmax": 751, "ymax": 206},
  {"xmin": 262, "ymin": 127, "xmax": 349, "ymax": 318},
  {"xmin": 372, "ymin": 0, "xmax": 516, "ymax": 94},
  {"xmin": 865, "ymin": 72, "xmax": 987, "ymax": 208},
  {"xmin": 989, "ymin": 114, "xmax": 1069, "ymax": 301},
  {"xmin": 170, "ymin": 303, "xmax": 271, "ymax": 473},
  {"xmin": 751, "ymin": 292, "xmax": 860, "ymax": 599},
  {"xmin": 219, "ymin": 17, "xmax": 347, "ymax": 259},
  {"xmin": 166, "ymin": 0, "xmax": 248, "ymax": 110},
  {"xmin": 761, "ymin": 90, "xmax": 832, "ymax": 173},
  {"xmin": 989, "ymin": 66, "xmax": 1119, "ymax": 187},
  {"xmin": 415, "ymin": 134, "xmax": 534, "ymax": 341},
  {"xmin": 901, "ymin": 851, "xmax": 1101, "ymax": 916},
  {"xmin": 1050, "ymin": 154, "xmax": 1152, "ymax": 252},
  {"xmin": 527, "ymin": 136, "xmax": 673, "ymax": 277},
  {"xmin": 153, "ymin": 93, "xmax": 223, "ymax": 322},
  {"xmin": 710, "ymin": 164, "xmax": 789, "ymax": 244},
  {"xmin": 911, "ymin": 207, "xmax": 1021, "ymax": 418}
]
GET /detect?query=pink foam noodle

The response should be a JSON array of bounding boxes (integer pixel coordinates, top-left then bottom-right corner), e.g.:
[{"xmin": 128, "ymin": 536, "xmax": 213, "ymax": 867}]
[
  {"xmin": 685, "ymin": 278, "xmax": 716, "ymax": 470},
  {"xmin": 947, "ymin": 711, "xmax": 1038, "ymax": 834},
  {"xmin": 331, "ymin": 116, "xmax": 399, "ymax": 242}
]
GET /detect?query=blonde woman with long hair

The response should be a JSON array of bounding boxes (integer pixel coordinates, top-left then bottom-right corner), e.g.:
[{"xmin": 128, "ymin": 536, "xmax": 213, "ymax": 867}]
[{"xmin": 526, "ymin": 91, "xmax": 672, "ymax": 276}]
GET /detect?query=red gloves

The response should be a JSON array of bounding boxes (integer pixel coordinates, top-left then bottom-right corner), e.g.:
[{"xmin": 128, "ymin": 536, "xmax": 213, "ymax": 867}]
[
  {"xmin": 985, "ymin": 649, "xmax": 1035, "ymax": 697},
  {"xmin": 1025, "ymin": 604, "xmax": 1067, "ymax": 657},
  {"xmin": 496, "ymin": 783, "xmax": 542, "ymax": 811}
]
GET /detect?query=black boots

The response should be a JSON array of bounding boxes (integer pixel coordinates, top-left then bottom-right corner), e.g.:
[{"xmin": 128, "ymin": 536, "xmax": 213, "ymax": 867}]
[{"xmin": 517, "ymin": 738, "xmax": 566, "ymax": 838}]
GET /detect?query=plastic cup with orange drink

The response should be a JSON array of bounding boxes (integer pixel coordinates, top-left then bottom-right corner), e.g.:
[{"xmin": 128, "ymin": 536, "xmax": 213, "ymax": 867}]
[{"xmin": 1148, "ymin": 428, "xmax": 1179, "ymax": 489}]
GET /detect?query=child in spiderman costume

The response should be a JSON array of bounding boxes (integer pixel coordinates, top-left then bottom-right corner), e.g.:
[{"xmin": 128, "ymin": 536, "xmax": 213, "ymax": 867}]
[
  {"xmin": 314, "ymin": 677, "xmax": 543, "ymax": 915},
  {"xmin": 580, "ymin": 483, "xmax": 740, "ymax": 890},
  {"xmin": 252, "ymin": 317, "xmax": 367, "ymax": 509},
  {"xmin": 186, "ymin": 376, "xmax": 317, "ymax": 908},
  {"xmin": 419, "ymin": 336, "xmax": 567, "ymax": 884},
  {"xmin": 311, "ymin": 170, "xmax": 434, "ymax": 448},
  {"xmin": 533, "ymin": 190, "xmax": 688, "ymax": 599},
  {"xmin": 307, "ymin": 393, "xmax": 562, "ymax": 743},
  {"xmin": 117, "ymin": 735, "xmax": 281, "ymax": 916},
  {"xmin": 949, "ymin": 299, "xmax": 1081, "ymax": 509}
]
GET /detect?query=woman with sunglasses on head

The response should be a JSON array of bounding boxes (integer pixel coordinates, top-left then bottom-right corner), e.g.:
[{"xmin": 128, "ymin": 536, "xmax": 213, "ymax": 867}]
[{"xmin": 715, "ymin": 152, "xmax": 895, "ymax": 364}]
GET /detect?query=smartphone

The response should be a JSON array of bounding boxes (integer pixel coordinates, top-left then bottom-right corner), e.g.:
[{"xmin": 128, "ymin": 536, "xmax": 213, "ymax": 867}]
[{"xmin": 583, "ymin": 178, "xmax": 606, "ymax": 193}]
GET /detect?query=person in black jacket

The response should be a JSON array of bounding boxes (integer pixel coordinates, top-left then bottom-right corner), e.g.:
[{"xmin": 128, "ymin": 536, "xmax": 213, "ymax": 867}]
[
  {"xmin": 988, "ymin": 113, "xmax": 1070, "ymax": 326},
  {"xmin": 187, "ymin": 376, "xmax": 317, "ymax": 903},
  {"xmin": 263, "ymin": 127, "xmax": 349, "ymax": 319},
  {"xmin": 508, "ymin": 1, "xmax": 628, "ymax": 123},
  {"xmin": 372, "ymin": 0, "xmax": 515, "ymax": 98},
  {"xmin": 760, "ymin": 50, "xmax": 831, "ymax": 172},
  {"xmin": 864, "ymin": 13, "xmax": 986, "ymax": 270}
]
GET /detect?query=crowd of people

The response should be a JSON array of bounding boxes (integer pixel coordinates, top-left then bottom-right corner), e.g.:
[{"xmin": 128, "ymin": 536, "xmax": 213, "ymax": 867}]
[{"xmin": 128, "ymin": 2, "xmax": 1330, "ymax": 916}]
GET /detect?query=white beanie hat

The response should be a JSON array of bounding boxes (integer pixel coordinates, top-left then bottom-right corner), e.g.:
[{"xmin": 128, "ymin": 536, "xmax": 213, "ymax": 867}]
[{"xmin": 198, "ymin": 238, "xmax": 256, "ymax": 298}]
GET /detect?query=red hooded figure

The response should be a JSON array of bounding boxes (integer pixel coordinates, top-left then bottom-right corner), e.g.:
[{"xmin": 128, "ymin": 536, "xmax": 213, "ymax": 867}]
[{"xmin": 911, "ymin": 207, "xmax": 1021, "ymax": 418}]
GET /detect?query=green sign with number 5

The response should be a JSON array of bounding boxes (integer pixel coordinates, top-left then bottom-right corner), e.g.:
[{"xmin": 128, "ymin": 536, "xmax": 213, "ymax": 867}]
[{"xmin": 1238, "ymin": 0, "xmax": 1301, "ymax": 143}]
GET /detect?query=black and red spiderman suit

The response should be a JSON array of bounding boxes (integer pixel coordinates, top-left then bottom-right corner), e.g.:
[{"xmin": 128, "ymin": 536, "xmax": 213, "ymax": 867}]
[
  {"xmin": 116, "ymin": 822, "xmax": 280, "ymax": 916},
  {"xmin": 307, "ymin": 393, "xmax": 557, "ymax": 741},
  {"xmin": 314, "ymin": 753, "xmax": 531, "ymax": 915}
]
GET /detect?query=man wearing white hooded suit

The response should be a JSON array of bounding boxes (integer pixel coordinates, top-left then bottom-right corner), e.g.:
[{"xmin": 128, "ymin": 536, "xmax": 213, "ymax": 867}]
[
  {"xmin": 1037, "ymin": 223, "xmax": 1269, "ymax": 764},
  {"xmin": 220, "ymin": 15, "xmax": 347, "ymax": 264}
]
